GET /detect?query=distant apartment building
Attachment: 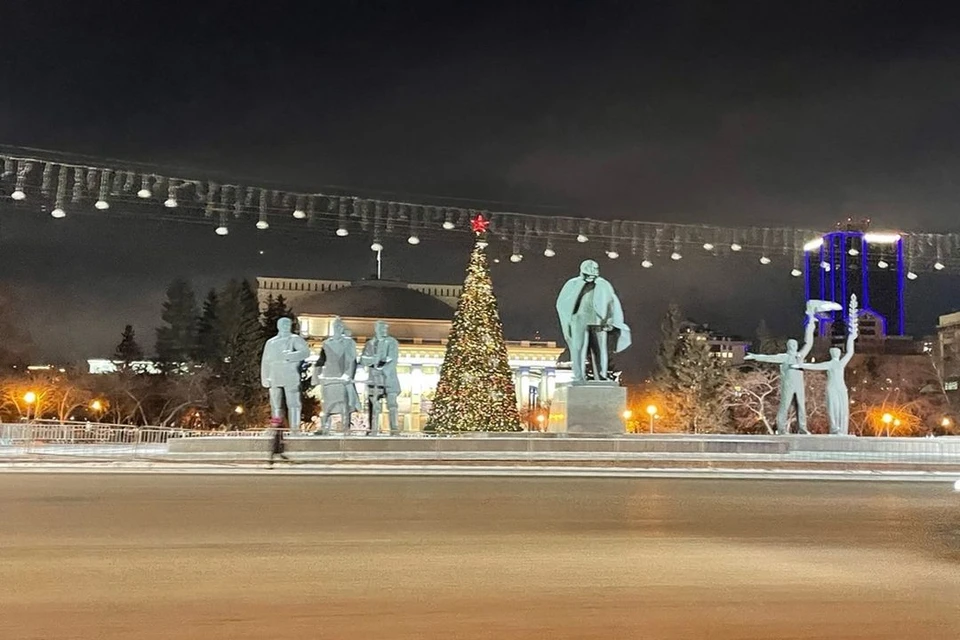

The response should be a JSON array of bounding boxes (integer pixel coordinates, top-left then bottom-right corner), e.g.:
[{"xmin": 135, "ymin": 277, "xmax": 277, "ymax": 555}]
[
  {"xmin": 937, "ymin": 311, "xmax": 960, "ymax": 392},
  {"xmin": 683, "ymin": 323, "xmax": 751, "ymax": 366}
]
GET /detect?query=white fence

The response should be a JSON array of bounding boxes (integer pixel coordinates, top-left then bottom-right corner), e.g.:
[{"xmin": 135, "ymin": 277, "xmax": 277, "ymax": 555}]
[{"xmin": 0, "ymin": 421, "xmax": 262, "ymax": 459}]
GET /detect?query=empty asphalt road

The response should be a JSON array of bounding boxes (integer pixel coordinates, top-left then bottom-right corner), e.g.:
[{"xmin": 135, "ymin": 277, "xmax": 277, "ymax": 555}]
[{"xmin": 1, "ymin": 473, "xmax": 959, "ymax": 639}]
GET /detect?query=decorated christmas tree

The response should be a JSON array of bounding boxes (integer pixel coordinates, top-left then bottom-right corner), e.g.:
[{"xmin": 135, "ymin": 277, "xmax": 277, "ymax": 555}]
[{"xmin": 426, "ymin": 215, "xmax": 522, "ymax": 433}]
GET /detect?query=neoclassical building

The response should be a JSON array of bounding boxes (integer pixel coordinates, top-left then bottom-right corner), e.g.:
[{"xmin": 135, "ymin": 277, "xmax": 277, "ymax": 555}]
[{"xmin": 257, "ymin": 276, "xmax": 568, "ymax": 430}]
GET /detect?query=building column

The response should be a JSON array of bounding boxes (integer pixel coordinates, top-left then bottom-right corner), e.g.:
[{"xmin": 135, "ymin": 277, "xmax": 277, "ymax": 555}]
[{"xmin": 410, "ymin": 364, "xmax": 424, "ymax": 431}]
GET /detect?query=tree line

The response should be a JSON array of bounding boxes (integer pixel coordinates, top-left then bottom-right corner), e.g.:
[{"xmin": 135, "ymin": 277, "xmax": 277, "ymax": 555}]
[{"xmin": 0, "ymin": 278, "xmax": 309, "ymax": 427}]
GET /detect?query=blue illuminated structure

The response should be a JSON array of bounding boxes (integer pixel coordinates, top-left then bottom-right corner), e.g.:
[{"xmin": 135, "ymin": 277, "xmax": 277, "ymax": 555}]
[{"xmin": 804, "ymin": 231, "xmax": 905, "ymax": 337}]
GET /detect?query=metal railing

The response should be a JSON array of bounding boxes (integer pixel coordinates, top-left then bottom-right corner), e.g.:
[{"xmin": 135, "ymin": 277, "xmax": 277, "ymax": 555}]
[
  {"xmin": 4, "ymin": 421, "xmax": 960, "ymax": 466},
  {"xmin": 0, "ymin": 421, "xmax": 265, "ymax": 459}
]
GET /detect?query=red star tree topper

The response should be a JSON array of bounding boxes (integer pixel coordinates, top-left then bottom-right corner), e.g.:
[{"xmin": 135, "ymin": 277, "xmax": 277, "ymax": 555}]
[{"xmin": 471, "ymin": 213, "xmax": 490, "ymax": 234}]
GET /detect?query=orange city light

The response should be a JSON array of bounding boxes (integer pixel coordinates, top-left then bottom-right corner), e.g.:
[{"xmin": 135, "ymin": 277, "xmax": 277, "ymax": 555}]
[
  {"xmin": 881, "ymin": 413, "xmax": 894, "ymax": 424},
  {"xmin": 23, "ymin": 391, "xmax": 37, "ymax": 405},
  {"xmin": 90, "ymin": 400, "xmax": 104, "ymax": 412},
  {"xmin": 646, "ymin": 404, "xmax": 657, "ymax": 416}
]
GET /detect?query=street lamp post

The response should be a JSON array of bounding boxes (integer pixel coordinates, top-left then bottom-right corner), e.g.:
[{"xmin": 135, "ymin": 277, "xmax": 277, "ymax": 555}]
[{"xmin": 646, "ymin": 404, "xmax": 657, "ymax": 434}]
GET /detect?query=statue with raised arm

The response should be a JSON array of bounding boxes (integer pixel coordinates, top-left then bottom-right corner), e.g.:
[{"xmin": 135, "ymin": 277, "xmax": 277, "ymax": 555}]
[
  {"xmin": 313, "ymin": 316, "xmax": 359, "ymax": 434},
  {"xmin": 360, "ymin": 320, "xmax": 401, "ymax": 435},
  {"xmin": 793, "ymin": 295, "xmax": 859, "ymax": 435},
  {"xmin": 556, "ymin": 259, "xmax": 632, "ymax": 382},
  {"xmin": 743, "ymin": 302, "xmax": 826, "ymax": 434},
  {"xmin": 260, "ymin": 317, "xmax": 311, "ymax": 435}
]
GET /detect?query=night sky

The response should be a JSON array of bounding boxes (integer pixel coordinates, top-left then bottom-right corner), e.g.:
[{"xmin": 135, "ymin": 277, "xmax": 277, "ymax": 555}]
[{"xmin": 2, "ymin": 1, "xmax": 960, "ymax": 376}]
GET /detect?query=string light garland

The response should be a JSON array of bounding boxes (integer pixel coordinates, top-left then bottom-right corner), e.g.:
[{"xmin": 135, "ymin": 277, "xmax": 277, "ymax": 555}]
[{"xmin": 1, "ymin": 145, "xmax": 960, "ymax": 275}]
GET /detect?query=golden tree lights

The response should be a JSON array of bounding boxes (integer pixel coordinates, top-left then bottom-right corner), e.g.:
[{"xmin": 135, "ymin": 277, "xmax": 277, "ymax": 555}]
[{"xmin": 426, "ymin": 215, "xmax": 521, "ymax": 433}]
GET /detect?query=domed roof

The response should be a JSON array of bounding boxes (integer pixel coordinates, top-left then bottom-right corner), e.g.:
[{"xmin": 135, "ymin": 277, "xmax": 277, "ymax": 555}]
[{"xmin": 296, "ymin": 280, "xmax": 455, "ymax": 321}]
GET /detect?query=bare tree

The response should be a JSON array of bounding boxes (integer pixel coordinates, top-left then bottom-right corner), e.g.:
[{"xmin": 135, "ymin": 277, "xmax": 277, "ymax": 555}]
[{"xmin": 725, "ymin": 368, "xmax": 779, "ymax": 433}]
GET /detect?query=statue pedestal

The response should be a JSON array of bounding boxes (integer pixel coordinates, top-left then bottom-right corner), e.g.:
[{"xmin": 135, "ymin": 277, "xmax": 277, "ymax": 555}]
[{"xmin": 547, "ymin": 382, "xmax": 627, "ymax": 435}]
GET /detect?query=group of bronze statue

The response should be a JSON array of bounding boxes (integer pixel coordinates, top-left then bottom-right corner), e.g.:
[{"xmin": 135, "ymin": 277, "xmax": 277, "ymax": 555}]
[
  {"xmin": 260, "ymin": 316, "xmax": 400, "ymax": 435},
  {"xmin": 555, "ymin": 259, "xmax": 859, "ymax": 436},
  {"xmin": 745, "ymin": 297, "xmax": 859, "ymax": 436},
  {"xmin": 262, "ymin": 259, "xmax": 858, "ymax": 436}
]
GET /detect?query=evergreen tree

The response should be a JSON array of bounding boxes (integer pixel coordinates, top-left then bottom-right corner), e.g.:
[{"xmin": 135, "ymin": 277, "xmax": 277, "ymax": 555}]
[
  {"xmin": 754, "ymin": 319, "xmax": 786, "ymax": 354},
  {"xmin": 654, "ymin": 305, "xmax": 731, "ymax": 433},
  {"xmin": 155, "ymin": 278, "xmax": 198, "ymax": 370},
  {"xmin": 195, "ymin": 289, "xmax": 221, "ymax": 367},
  {"xmin": 261, "ymin": 294, "xmax": 295, "ymax": 339},
  {"xmin": 655, "ymin": 303, "xmax": 685, "ymax": 375},
  {"xmin": 426, "ymin": 218, "xmax": 521, "ymax": 432},
  {"xmin": 217, "ymin": 279, "xmax": 264, "ymax": 405},
  {"xmin": 0, "ymin": 284, "xmax": 34, "ymax": 369},
  {"xmin": 114, "ymin": 325, "xmax": 144, "ymax": 367}
]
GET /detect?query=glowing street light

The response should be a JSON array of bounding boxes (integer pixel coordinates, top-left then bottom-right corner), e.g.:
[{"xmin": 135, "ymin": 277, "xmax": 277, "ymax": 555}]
[
  {"xmin": 881, "ymin": 413, "xmax": 893, "ymax": 424},
  {"xmin": 90, "ymin": 400, "xmax": 103, "ymax": 412},
  {"xmin": 234, "ymin": 405, "xmax": 245, "ymax": 415},
  {"xmin": 941, "ymin": 417, "xmax": 952, "ymax": 429},
  {"xmin": 646, "ymin": 404, "xmax": 657, "ymax": 433},
  {"xmin": 23, "ymin": 391, "xmax": 37, "ymax": 421}
]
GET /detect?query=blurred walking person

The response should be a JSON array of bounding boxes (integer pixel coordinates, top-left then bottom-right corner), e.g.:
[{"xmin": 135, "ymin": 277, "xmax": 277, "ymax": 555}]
[{"xmin": 268, "ymin": 425, "xmax": 290, "ymax": 467}]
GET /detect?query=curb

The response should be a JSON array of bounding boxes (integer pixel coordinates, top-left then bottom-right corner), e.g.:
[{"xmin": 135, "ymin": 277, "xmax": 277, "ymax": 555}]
[{"xmin": 1, "ymin": 462, "xmax": 959, "ymax": 483}]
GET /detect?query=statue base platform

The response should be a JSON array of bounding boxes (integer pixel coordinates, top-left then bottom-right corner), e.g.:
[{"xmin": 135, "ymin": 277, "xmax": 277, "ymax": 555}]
[{"xmin": 547, "ymin": 382, "xmax": 627, "ymax": 435}]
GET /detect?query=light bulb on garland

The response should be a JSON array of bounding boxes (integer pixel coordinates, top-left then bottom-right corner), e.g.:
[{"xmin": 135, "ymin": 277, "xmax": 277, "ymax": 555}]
[
  {"xmin": 907, "ymin": 271, "xmax": 918, "ymax": 280},
  {"xmin": 164, "ymin": 180, "xmax": 178, "ymax": 208},
  {"xmin": 790, "ymin": 268, "xmax": 802, "ymax": 277},
  {"xmin": 730, "ymin": 242, "xmax": 742, "ymax": 252},
  {"xmin": 408, "ymin": 234, "xmax": 420, "ymax": 245},
  {"xmin": 641, "ymin": 259, "xmax": 653, "ymax": 268},
  {"xmin": 577, "ymin": 233, "xmax": 588, "ymax": 243},
  {"xmin": 95, "ymin": 199, "xmax": 109, "ymax": 210},
  {"xmin": 137, "ymin": 173, "xmax": 152, "ymax": 198},
  {"xmin": 293, "ymin": 208, "xmax": 306, "ymax": 219},
  {"xmin": 702, "ymin": 242, "xmax": 714, "ymax": 251},
  {"xmin": 442, "ymin": 220, "xmax": 456, "ymax": 230},
  {"xmin": 759, "ymin": 256, "xmax": 771, "ymax": 265},
  {"xmin": 216, "ymin": 224, "xmax": 229, "ymax": 236},
  {"xmin": 371, "ymin": 241, "xmax": 384, "ymax": 252},
  {"xmin": 51, "ymin": 207, "xmax": 66, "ymax": 218},
  {"xmin": 11, "ymin": 165, "xmax": 27, "ymax": 200},
  {"xmin": 336, "ymin": 227, "xmax": 349, "ymax": 237}
]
